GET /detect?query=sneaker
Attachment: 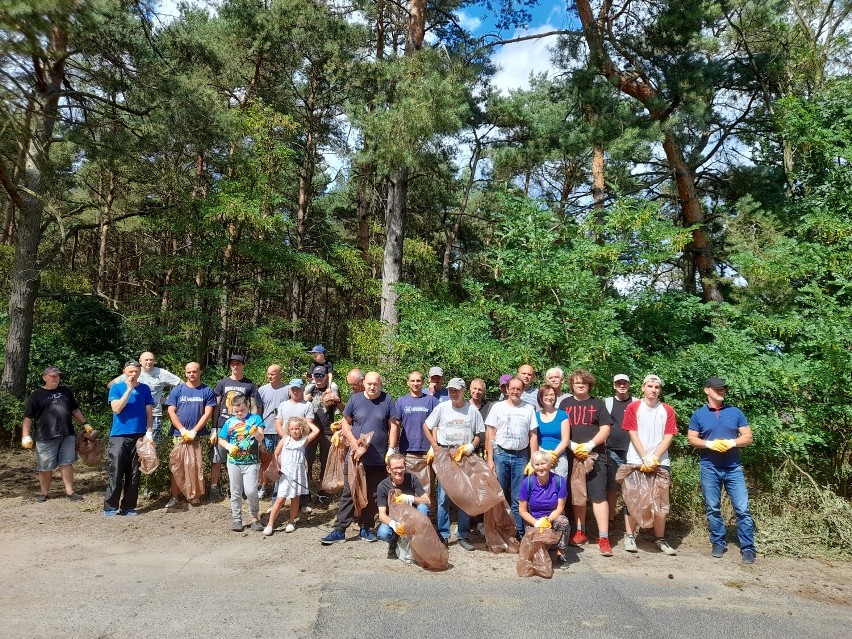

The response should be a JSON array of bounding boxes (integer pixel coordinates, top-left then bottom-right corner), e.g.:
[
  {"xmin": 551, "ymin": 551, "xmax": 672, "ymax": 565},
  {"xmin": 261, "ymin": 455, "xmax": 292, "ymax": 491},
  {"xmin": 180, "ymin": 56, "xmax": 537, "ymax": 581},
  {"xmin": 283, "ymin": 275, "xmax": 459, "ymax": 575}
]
[
  {"xmin": 257, "ymin": 487, "xmax": 266, "ymax": 499},
  {"xmin": 250, "ymin": 521, "xmax": 264, "ymax": 532},
  {"xmin": 742, "ymin": 549, "xmax": 756, "ymax": 564},
  {"xmin": 556, "ymin": 551, "xmax": 568, "ymax": 564},
  {"xmin": 457, "ymin": 538, "xmax": 475, "ymax": 552},
  {"xmin": 623, "ymin": 534, "xmax": 638, "ymax": 553},
  {"xmin": 285, "ymin": 523, "xmax": 296, "ymax": 533},
  {"xmin": 208, "ymin": 486, "xmax": 223, "ymax": 503},
  {"xmin": 36, "ymin": 494, "xmax": 48, "ymax": 503},
  {"xmin": 359, "ymin": 527, "xmax": 378, "ymax": 542},
  {"xmin": 598, "ymin": 537, "xmax": 614, "ymax": 556},
  {"xmin": 570, "ymin": 530, "xmax": 588, "ymax": 546},
  {"xmin": 711, "ymin": 543, "xmax": 726, "ymax": 558},
  {"xmin": 263, "ymin": 525, "xmax": 274, "ymax": 536},
  {"xmin": 165, "ymin": 497, "xmax": 178, "ymax": 509},
  {"xmin": 321, "ymin": 528, "xmax": 346, "ymax": 545},
  {"xmin": 122, "ymin": 509, "xmax": 138, "ymax": 516},
  {"xmin": 300, "ymin": 505, "xmax": 313, "ymax": 515},
  {"xmin": 655, "ymin": 538, "xmax": 677, "ymax": 556},
  {"xmin": 103, "ymin": 508, "xmax": 119, "ymax": 517},
  {"xmin": 66, "ymin": 492, "xmax": 83, "ymax": 501},
  {"xmin": 232, "ymin": 521, "xmax": 244, "ymax": 532},
  {"xmin": 387, "ymin": 543, "xmax": 398, "ymax": 559}
]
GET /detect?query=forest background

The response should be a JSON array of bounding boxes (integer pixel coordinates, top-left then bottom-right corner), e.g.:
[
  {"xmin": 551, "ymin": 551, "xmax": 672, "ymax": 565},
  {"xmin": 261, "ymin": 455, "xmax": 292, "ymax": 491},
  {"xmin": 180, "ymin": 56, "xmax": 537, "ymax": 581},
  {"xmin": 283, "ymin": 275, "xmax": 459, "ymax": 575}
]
[{"xmin": 1, "ymin": 0, "xmax": 851, "ymax": 557}]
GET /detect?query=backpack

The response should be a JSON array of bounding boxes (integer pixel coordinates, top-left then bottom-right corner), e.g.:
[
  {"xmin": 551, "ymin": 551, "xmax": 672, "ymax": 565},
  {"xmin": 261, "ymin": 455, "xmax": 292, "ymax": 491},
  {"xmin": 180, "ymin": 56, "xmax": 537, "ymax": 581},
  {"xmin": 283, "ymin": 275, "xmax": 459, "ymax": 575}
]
[{"xmin": 526, "ymin": 473, "xmax": 563, "ymax": 496}]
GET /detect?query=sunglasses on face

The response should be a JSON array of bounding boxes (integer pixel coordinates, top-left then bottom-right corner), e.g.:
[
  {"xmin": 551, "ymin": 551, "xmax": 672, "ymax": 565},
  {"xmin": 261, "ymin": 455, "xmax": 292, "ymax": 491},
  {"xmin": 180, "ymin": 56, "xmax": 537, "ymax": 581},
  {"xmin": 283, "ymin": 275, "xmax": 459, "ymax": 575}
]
[{"xmin": 313, "ymin": 373, "xmax": 326, "ymax": 378}]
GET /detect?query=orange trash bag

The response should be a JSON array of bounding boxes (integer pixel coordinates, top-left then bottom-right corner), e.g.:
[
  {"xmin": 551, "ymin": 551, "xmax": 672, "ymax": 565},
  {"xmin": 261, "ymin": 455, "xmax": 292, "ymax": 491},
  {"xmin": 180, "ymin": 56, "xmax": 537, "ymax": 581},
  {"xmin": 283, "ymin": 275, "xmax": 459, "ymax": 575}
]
[
  {"xmin": 616, "ymin": 464, "xmax": 671, "ymax": 528},
  {"xmin": 169, "ymin": 440, "xmax": 205, "ymax": 503},
  {"xmin": 570, "ymin": 453, "xmax": 597, "ymax": 506},
  {"xmin": 136, "ymin": 437, "xmax": 159, "ymax": 475},
  {"xmin": 349, "ymin": 432, "xmax": 374, "ymax": 516},
  {"xmin": 388, "ymin": 489, "xmax": 449, "ymax": 571},
  {"xmin": 76, "ymin": 430, "xmax": 102, "ymax": 467},
  {"xmin": 517, "ymin": 528, "xmax": 560, "ymax": 578},
  {"xmin": 321, "ymin": 433, "xmax": 348, "ymax": 493},
  {"xmin": 264, "ymin": 450, "xmax": 281, "ymax": 483},
  {"xmin": 432, "ymin": 447, "xmax": 505, "ymax": 516},
  {"xmin": 483, "ymin": 501, "xmax": 520, "ymax": 554},
  {"xmin": 405, "ymin": 456, "xmax": 432, "ymax": 499}
]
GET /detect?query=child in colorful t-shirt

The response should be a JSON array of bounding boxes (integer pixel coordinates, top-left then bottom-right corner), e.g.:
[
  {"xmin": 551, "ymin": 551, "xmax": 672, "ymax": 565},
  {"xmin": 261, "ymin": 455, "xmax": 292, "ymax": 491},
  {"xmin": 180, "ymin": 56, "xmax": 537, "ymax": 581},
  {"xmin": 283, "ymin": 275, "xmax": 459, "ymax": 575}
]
[{"xmin": 218, "ymin": 394, "xmax": 265, "ymax": 532}]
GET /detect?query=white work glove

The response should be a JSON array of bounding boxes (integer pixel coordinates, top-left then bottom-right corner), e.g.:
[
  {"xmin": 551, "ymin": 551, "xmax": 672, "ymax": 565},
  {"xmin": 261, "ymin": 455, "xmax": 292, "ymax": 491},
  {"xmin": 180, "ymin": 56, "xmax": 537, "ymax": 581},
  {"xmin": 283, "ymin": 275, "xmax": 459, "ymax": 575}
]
[
  {"xmin": 385, "ymin": 447, "xmax": 399, "ymax": 462},
  {"xmin": 569, "ymin": 441, "xmax": 579, "ymax": 452},
  {"xmin": 21, "ymin": 436, "xmax": 34, "ymax": 449},
  {"xmin": 389, "ymin": 519, "xmax": 402, "ymax": 534},
  {"xmin": 183, "ymin": 429, "xmax": 196, "ymax": 442},
  {"xmin": 144, "ymin": 431, "xmax": 154, "ymax": 442}
]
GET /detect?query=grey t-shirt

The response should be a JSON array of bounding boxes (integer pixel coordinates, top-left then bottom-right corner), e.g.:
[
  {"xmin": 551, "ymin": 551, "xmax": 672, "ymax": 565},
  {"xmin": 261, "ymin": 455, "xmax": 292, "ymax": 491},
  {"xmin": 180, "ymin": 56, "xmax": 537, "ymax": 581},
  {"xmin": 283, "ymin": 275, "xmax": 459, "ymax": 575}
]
[
  {"xmin": 258, "ymin": 383, "xmax": 291, "ymax": 434},
  {"xmin": 112, "ymin": 367, "xmax": 181, "ymax": 417},
  {"xmin": 425, "ymin": 401, "xmax": 485, "ymax": 447}
]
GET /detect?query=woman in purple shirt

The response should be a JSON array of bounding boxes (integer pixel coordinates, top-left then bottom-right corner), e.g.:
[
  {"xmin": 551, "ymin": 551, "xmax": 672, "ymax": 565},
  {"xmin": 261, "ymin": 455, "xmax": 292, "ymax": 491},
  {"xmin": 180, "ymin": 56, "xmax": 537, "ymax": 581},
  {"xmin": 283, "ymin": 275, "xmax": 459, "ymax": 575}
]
[{"xmin": 518, "ymin": 450, "xmax": 571, "ymax": 562}]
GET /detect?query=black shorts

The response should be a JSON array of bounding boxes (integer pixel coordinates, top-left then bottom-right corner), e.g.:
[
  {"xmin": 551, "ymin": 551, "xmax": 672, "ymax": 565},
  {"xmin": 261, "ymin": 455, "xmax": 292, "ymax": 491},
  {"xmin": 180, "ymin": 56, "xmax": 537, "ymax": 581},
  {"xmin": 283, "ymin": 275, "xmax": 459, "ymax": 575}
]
[{"xmin": 585, "ymin": 454, "xmax": 609, "ymax": 502}]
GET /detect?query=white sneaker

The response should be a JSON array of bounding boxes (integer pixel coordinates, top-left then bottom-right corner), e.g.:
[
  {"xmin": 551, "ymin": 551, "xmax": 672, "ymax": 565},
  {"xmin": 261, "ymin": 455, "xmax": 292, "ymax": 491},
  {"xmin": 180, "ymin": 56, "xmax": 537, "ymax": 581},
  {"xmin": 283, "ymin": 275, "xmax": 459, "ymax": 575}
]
[
  {"xmin": 285, "ymin": 523, "xmax": 296, "ymax": 533},
  {"xmin": 655, "ymin": 538, "xmax": 677, "ymax": 556},
  {"xmin": 263, "ymin": 525, "xmax": 274, "ymax": 536},
  {"xmin": 623, "ymin": 534, "xmax": 638, "ymax": 553},
  {"xmin": 165, "ymin": 497, "xmax": 178, "ymax": 509}
]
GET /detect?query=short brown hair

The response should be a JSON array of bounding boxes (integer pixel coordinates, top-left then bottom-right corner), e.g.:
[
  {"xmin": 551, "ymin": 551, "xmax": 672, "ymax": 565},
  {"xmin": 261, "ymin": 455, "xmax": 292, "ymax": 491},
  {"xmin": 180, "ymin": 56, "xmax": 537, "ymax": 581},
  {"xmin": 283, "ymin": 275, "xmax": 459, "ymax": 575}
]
[{"xmin": 568, "ymin": 369, "xmax": 596, "ymax": 389}]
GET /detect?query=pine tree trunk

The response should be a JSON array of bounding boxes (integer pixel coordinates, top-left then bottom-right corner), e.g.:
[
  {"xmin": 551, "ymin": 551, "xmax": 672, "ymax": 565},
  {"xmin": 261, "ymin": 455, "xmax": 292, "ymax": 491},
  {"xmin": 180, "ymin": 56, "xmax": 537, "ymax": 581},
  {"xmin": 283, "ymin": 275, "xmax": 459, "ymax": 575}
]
[{"xmin": 380, "ymin": 167, "xmax": 407, "ymax": 325}]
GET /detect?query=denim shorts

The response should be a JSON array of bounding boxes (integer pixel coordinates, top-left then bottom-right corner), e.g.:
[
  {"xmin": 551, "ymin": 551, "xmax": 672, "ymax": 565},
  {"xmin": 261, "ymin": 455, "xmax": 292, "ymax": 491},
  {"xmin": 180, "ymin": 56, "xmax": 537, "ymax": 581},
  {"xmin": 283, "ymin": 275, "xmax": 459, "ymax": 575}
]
[
  {"xmin": 607, "ymin": 449, "xmax": 627, "ymax": 491},
  {"xmin": 36, "ymin": 435, "xmax": 78, "ymax": 471}
]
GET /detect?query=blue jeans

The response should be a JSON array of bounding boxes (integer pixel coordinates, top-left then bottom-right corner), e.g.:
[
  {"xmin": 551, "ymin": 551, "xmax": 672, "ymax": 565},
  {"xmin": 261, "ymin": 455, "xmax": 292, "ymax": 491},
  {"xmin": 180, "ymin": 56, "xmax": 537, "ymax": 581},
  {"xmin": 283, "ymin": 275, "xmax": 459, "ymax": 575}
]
[
  {"xmin": 436, "ymin": 480, "xmax": 470, "ymax": 540},
  {"xmin": 377, "ymin": 504, "xmax": 430, "ymax": 543},
  {"xmin": 493, "ymin": 444, "xmax": 529, "ymax": 536},
  {"xmin": 699, "ymin": 462, "xmax": 755, "ymax": 553}
]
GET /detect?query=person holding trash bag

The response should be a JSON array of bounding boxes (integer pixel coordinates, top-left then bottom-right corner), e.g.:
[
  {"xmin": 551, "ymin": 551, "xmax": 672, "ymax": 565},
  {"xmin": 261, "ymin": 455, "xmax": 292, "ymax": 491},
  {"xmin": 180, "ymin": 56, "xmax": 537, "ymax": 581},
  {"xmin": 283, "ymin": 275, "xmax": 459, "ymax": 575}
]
[
  {"xmin": 423, "ymin": 377, "xmax": 485, "ymax": 551},
  {"xmin": 104, "ymin": 360, "xmax": 154, "ymax": 516},
  {"xmin": 376, "ymin": 453, "xmax": 430, "ymax": 560},
  {"xmin": 22, "ymin": 366, "xmax": 93, "ymax": 502},
  {"xmin": 518, "ymin": 449, "xmax": 571, "ymax": 563}
]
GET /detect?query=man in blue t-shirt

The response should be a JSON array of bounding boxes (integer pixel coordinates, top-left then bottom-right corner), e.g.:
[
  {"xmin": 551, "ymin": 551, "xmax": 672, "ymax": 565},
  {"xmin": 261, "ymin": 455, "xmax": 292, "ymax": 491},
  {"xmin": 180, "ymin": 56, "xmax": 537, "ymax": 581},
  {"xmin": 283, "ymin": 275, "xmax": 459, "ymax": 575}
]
[
  {"xmin": 391, "ymin": 370, "xmax": 438, "ymax": 501},
  {"xmin": 105, "ymin": 360, "xmax": 154, "ymax": 516},
  {"xmin": 164, "ymin": 361, "xmax": 217, "ymax": 508},
  {"xmin": 321, "ymin": 371, "xmax": 399, "ymax": 545},
  {"xmin": 688, "ymin": 377, "xmax": 756, "ymax": 564}
]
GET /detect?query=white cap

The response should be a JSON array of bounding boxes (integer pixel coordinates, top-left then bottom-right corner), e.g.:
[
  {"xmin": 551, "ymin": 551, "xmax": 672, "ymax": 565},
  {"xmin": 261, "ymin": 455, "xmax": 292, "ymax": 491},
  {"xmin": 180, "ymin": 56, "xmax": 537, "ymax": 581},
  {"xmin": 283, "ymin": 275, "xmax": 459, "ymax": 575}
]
[
  {"xmin": 428, "ymin": 366, "xmax": 444, "ymax": 378},
  {"xmin": 613, "ymin": 374, "xmax": 630, "ymax": 383}
]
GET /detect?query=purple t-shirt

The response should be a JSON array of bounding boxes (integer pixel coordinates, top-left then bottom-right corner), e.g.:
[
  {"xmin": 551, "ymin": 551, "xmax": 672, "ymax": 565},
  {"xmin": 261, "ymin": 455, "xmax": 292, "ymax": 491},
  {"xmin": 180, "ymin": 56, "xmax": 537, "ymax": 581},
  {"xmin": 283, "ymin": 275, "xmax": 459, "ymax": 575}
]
[
  {"xmin": 343, "ymin": 391, "xmax": 398, "ymax": 466},
  {"xmin": 518, "ymin": 472, "xmax": 568, "ymax": 520},
  {"xmin": 395, "ymin": 393, "xmax": 438, "ymax": 453}
]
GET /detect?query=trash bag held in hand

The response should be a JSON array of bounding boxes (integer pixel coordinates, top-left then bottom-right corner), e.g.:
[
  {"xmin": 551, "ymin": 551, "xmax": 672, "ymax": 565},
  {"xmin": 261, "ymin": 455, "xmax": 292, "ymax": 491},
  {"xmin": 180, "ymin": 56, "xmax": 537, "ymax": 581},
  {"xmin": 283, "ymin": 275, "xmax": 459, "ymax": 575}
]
[
  {"xmin": 483, "ymin": 501, "xmax": 520, "ymax": 554},
  {"xmin": 76, "ymin": 432, "xmax": 102, "ymax": 467},
  {"xmin": 517, "ymin": 528, "xmax": 560, "ymax": 578},
  {"xmin": 349, "ymin": 432, "xmax": 374, "ymax": 516},
  {"xmin": 405, "ymin": 455, "xmax": 432, "ymax": 499},
  {"xmin": 570, "ymin": 452, "xmax": 598, "ymax": 506},
  {"xmin": 264, "ymin": 450, "xmax": 281, "ymax": 484},
  {"xmin": 432, "ymin": 447, "xmax": 505, "ymax": 517},
  {"xmin": 169, "ymin": 440, "xmax": 205, "ymax": 503},
  {"xmin": 321, "ymin": 435, "xmax": 347, "ymax": 493},
  {"xmin": 136, "ymin": 437, "xmax": 159, "ymax": 475},
  {"xmin": 388, "ymin": 488, "xmax": 449, "ymax": 571},
  {"xmin": 616, "ymin": 464, "xmax": 671, "ymax": 528}
]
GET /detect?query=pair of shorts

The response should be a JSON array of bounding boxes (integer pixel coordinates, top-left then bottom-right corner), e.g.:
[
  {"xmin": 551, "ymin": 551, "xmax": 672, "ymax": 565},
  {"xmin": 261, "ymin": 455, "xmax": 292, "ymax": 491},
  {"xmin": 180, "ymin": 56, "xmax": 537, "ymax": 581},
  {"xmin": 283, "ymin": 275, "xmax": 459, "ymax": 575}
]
[
  {"xmin": 35, "ymin": 435, "xmax": 77, "ymax": 471},
  {"xmin": 582, "ymin": 454, "xmax": 609, "ymax": 502},
  {"xmin": 607, "ymin": 449, "xmax": 627, "ymax": 491}
]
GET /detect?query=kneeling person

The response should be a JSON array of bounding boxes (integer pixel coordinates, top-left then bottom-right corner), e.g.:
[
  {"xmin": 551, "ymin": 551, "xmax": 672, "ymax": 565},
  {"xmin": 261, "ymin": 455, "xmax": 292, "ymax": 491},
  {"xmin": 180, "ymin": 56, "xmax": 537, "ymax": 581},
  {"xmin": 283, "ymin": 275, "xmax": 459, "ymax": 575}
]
[{"xmin": 376, "ymin": 453, "xmax": 430, "ymax": 559}]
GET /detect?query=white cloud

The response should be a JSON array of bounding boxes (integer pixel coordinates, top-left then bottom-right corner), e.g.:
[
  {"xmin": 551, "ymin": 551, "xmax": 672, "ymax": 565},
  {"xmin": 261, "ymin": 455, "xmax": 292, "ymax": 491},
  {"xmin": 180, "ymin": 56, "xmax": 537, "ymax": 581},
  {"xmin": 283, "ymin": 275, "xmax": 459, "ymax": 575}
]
[
  {"xmin": 490, "ymin": 25, "xmax": 559, "ymax": 95},
  {"xmin": 454, "ymin": 10, "xmax": 482, "ymax": 32}
]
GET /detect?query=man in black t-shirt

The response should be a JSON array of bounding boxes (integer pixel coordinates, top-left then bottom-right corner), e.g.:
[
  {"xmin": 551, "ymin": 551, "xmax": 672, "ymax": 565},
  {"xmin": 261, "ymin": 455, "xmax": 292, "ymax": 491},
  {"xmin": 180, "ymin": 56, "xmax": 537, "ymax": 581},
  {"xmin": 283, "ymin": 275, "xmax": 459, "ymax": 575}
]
[
  {"xmin": 604, "ymin": 374, "xmax": 639, "ymax": 523},
  {"xmin": 375, "ymin": 453, "xmax": 430, "ymax": 558},
  {"xmin": 22, "ymin": 367, "xmax": 93, "ymax": 502}
]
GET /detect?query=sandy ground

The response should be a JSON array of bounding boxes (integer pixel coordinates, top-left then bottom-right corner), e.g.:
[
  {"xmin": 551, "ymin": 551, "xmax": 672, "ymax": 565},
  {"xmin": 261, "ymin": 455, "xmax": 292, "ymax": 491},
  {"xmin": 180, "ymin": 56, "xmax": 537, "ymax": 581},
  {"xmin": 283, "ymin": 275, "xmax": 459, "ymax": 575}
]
[{"xmin": 0, "ymin": 451, "xmax": 849, "ymax": 638}]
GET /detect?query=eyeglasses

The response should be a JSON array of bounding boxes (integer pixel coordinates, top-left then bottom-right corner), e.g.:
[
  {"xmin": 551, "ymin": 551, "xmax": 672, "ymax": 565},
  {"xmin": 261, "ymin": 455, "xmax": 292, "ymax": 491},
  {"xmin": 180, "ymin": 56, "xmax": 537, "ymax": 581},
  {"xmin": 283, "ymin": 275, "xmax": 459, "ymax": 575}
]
[{"xmin": 313, "ymin": 373, "xmax": 326, "ymax": 378}]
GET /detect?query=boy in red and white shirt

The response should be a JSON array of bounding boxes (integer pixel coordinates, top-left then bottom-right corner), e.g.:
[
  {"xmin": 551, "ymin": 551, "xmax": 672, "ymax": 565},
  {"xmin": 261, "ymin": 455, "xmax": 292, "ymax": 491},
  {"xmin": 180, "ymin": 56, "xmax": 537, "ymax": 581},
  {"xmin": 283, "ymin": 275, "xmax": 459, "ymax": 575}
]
[{"xmin": 621, "ymin": 374, "xmax": 678, "ymax": 555}]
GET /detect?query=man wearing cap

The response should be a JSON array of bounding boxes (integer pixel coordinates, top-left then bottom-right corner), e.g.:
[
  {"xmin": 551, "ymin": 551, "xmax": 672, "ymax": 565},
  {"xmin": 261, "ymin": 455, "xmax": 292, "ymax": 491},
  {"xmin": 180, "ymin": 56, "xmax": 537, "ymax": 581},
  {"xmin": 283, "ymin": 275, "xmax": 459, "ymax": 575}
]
[
  {"xmin": 688, "ymin": 377, "xmax": 756, "ymax": 564},
  {"xmin": 304, "ymin": 365, "xmax": 340, "ymax": 503},
  {"xmin": 497, "ymin": 374, "xmax": 512, "ymax": 400},
  {"xmin": 321, "ymin": 371, "xmax": 399, "ymax": 545},
  {"xmin": 22, "ymin": 367, "xmax": 92, "ymax": 502},
  {"xmin": 427, "ymin": 366, "xmax": 450, "ymax": 402},
  {"xmin": 605, "ymin": 374, "xmax": 639, "ymax": 523},
  {"xmin": 257, "ymin": 364, "xmax": 291, "ymax": 498},
  {"xmin": 308, "ymin": 345, "xmax": 334, "ymax": 386},
  {"xmin": 392, "ymin": 370, "xmax": 438, "ymax": 500},
  {"xmin": 424, "ymin": 377, "xmax": 485, "ymax": 550},
  {"xmin": 275, "ymin": 379, "xmax": 317, "ymax": 512},
  {"xmin": 164, "ymin": 362, "xmax": 217, "ymax": 508},
  {"xmin": 105, "ymin": 360, "xmax": 154, "ymax": 516},
  {"xmin": 210, "ymin": 355, "xmax": 262, "ymax": 502},
  {"xmin": 517, "ymin": 364, "xmax": 538, "ymax": 408},
  {"xmin": 621, "ymin": 375, "xmax": 677, "ymax": 555}
]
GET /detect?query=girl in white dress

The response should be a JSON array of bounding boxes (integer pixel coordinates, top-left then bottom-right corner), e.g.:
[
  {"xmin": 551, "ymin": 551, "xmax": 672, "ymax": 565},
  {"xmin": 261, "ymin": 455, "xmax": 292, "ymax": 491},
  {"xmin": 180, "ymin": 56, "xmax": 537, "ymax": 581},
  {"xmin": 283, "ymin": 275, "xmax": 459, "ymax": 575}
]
[{"xmin": 264, "ymin": 417, "xmax": 319, "ymax": 535}]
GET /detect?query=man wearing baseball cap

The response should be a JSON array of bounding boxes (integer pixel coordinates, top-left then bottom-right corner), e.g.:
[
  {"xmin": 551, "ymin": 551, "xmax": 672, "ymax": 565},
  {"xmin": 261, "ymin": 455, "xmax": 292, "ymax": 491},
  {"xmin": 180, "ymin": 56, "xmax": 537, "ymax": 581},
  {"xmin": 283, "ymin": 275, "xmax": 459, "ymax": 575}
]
[
  {"xmin": 427, "ymin": 366, "xmax": 449, "ymax": 402},
  {"xmin": 308, "ymin": 345, "xmax": 334, "ymax": 386},
  {"xmin": 22, "ymin": 367, "xmax": 92, "ymax": 502},
  {"xmin": 688, "ymin": 377, "xmax": 756, "ymax": 564},
  {"xmin": 605, "ymin": 374, "xmax": 639, "ymax": 526}
]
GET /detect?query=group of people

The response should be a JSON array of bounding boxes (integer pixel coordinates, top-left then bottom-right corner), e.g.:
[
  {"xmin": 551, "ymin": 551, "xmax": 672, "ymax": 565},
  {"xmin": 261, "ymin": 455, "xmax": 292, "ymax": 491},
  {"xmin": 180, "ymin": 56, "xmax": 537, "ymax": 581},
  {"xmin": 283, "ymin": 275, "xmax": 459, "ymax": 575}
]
[{"xmin": 20, "ymin": 355, "xmax": 757, "ymax": 565}]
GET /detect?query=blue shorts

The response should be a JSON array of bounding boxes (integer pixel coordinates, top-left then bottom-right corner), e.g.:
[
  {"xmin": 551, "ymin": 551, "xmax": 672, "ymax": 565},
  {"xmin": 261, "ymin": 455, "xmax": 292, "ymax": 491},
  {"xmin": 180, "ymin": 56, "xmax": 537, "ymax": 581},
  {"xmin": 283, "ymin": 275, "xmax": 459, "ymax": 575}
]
[
  {"xmin": 36, "ymin": 435, "xmax": 78, "ymax": 472},
  {"xmin": 607, "ymin": 449, "xmax": 627, "ymax": 492}
]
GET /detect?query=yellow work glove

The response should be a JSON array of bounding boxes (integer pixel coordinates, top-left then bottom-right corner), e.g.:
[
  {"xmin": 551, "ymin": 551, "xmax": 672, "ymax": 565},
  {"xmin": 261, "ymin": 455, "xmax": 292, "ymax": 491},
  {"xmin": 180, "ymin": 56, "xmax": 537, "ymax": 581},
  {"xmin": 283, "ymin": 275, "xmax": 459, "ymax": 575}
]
[
  {"xmin": 330, "ymin": 420, "xmax": 342, "ymax": 432},
  {"xmin": 573, "ymin": 443, "xmax": 590, "ymax": 460},
  {"xmin": 209, "ymin": 432, "xmax": 218, "ymax": 445},
  {"xmin": 523, "ymin": 462, "xmax": 534, "ymax": 476},
  {"xmin": 331, "ymin": 432, "xmax": 341, "ymax": 447},
  {"xmin": 534, "ymin": 517, "xmax": 552, "ymax": 529},
  {"xmin": 229, "ymin": 444, "xmax": 240, "ymax": 456},
  {"xmin": 453, "ymin": 443, "xmax": 475, "ymax": 462},
  {"xmin": 710, "ymin": 439, "xmax": 733, "ymax": 453},
  {"xmin": 83, "ymin": 424, "xmax": 94, "ymax": 434},
  {"xmin": 426, "ymin": 446, "xmax": 434, "ymax": 464},
  {"xmin": 394, "ymin": 493, "xmax": 416, "ymax": 506},
  {"xmin": 542, "ymin": 449, "xmax": 558, "ymax": 465},
  {"xmin": 389, "ymin": 520, "xmax": 406, "ymax": 536},
  {"xmin": 21, "ymin": 436, "xmax": 34, "ymax": 449},
  {"xmin": 640, "ymin": 454, "xmax": 660, "ymax": 473}
]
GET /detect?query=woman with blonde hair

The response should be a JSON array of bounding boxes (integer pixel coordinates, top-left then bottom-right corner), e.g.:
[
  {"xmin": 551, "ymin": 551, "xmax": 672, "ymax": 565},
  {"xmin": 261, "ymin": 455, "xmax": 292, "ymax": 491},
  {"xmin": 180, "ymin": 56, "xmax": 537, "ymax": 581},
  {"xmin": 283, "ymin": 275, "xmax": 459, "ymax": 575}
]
[{"xmin": 518, "ymin": 449, "xmax": 571, "ymax": 562}]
